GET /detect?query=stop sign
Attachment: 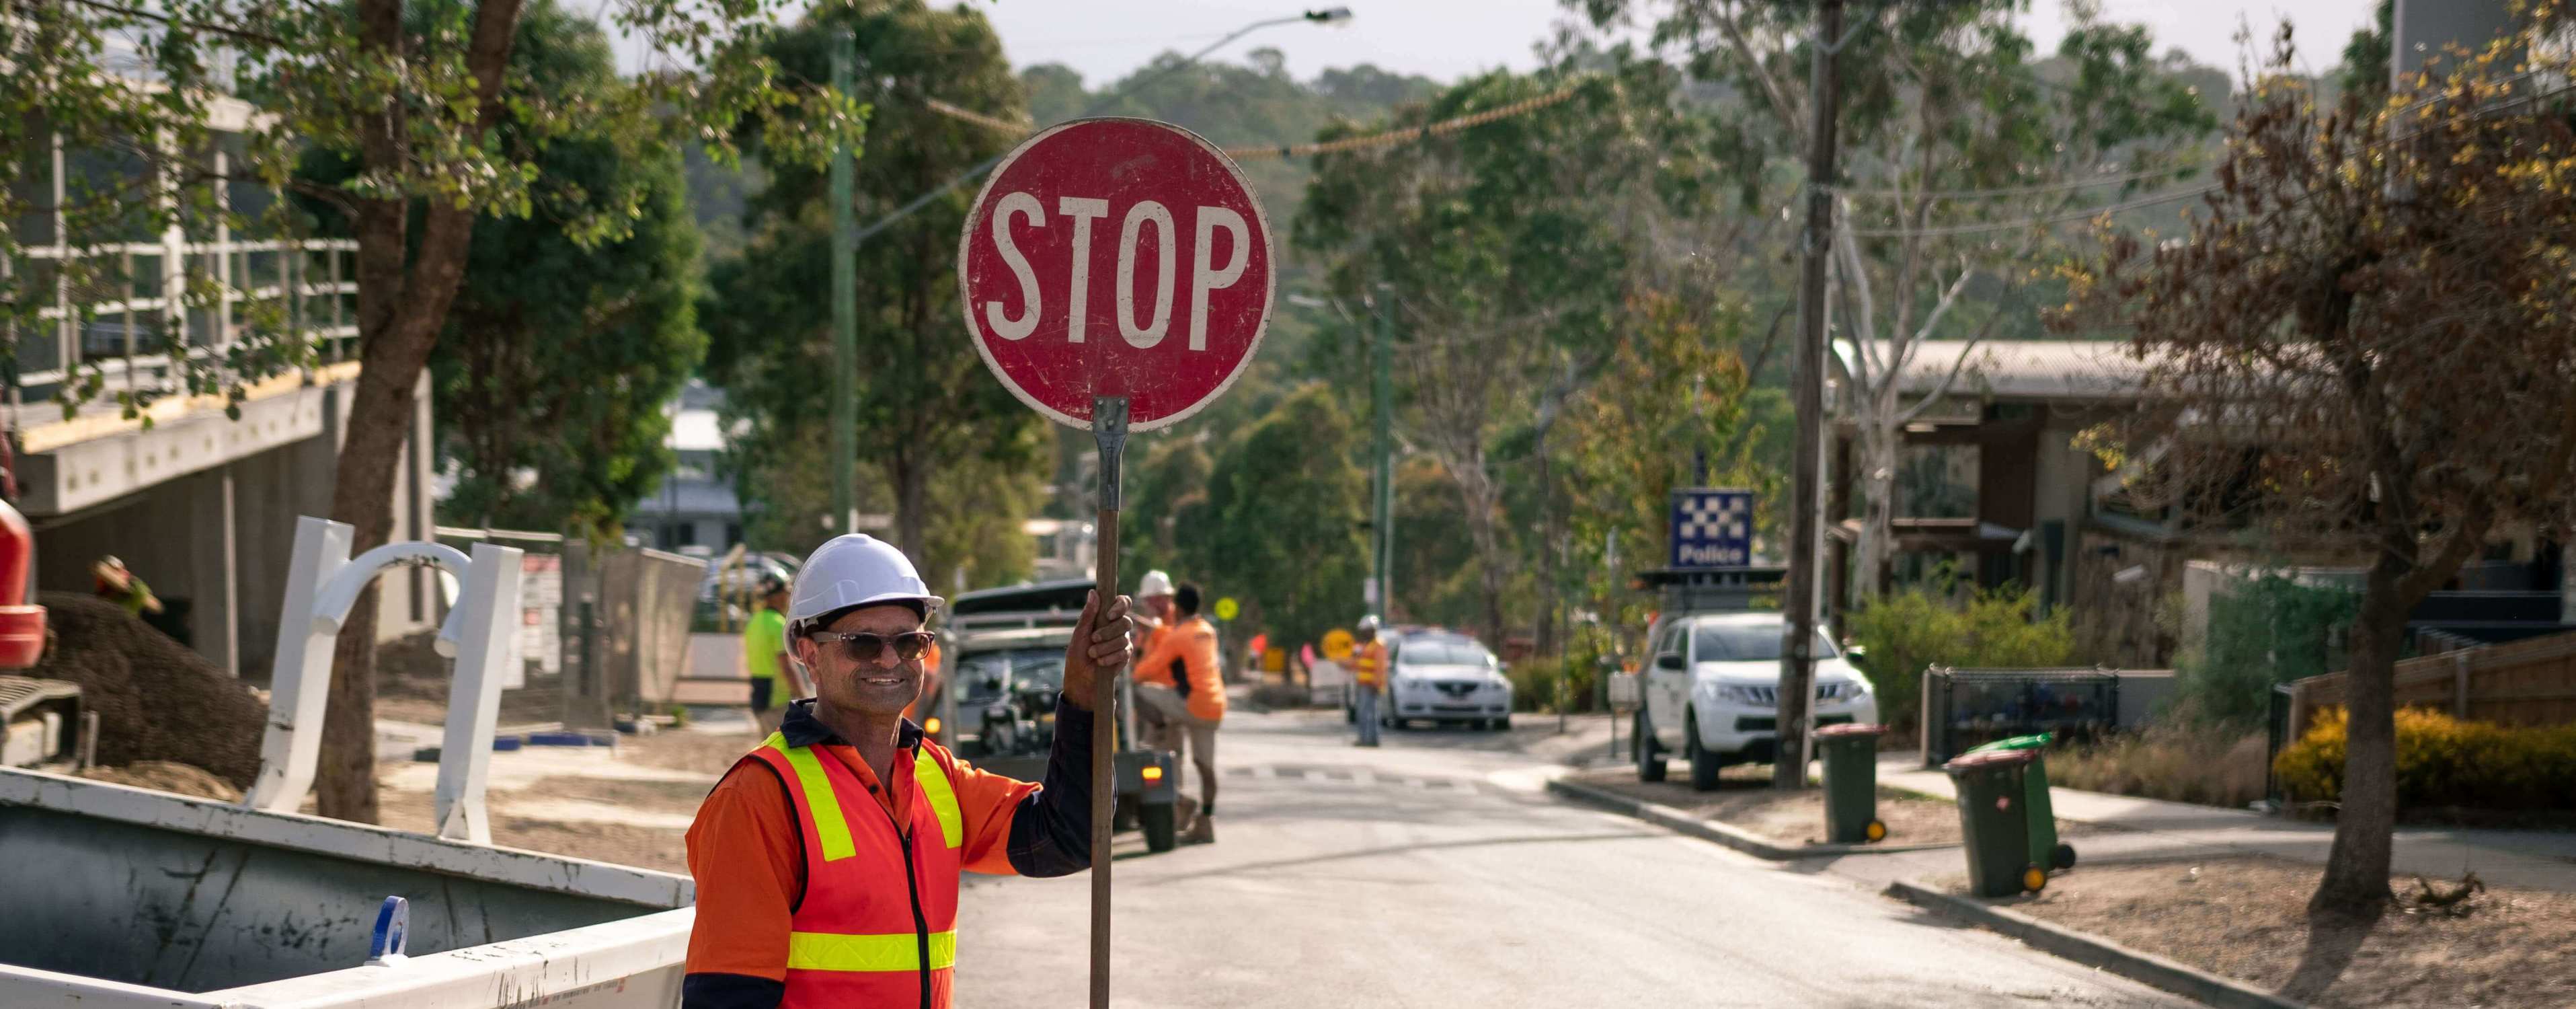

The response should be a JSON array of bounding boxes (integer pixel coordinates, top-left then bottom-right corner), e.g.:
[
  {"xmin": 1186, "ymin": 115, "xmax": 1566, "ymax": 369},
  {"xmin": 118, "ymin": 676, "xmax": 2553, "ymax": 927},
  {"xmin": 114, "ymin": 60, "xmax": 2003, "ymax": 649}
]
[{"xmin": 958, "ymin": 118, "xmax": 1275, "ymax": 431}]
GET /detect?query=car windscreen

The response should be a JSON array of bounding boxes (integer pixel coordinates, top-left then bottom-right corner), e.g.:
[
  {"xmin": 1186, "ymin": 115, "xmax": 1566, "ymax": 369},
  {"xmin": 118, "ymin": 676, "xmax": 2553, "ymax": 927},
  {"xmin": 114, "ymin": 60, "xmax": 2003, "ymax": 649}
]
[
  {"xmin": 960, "ymin": 647, "xmax": 1063, "ymax": 696},
  {"xmin": 1690, "ymin": 624, "xmax": 1837, "ymax": 662},
  {"xmin": 1399, "ymin": 640, "xmax": 1493, "ymax": 667}
]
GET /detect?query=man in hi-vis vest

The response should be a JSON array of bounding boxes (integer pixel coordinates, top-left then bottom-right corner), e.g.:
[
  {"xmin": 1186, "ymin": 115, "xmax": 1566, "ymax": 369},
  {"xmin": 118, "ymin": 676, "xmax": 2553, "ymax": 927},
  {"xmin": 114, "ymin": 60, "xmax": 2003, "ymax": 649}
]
[{"xmin": 683, "ymin": 533, "xmax": 1132, "ymax": 1009}]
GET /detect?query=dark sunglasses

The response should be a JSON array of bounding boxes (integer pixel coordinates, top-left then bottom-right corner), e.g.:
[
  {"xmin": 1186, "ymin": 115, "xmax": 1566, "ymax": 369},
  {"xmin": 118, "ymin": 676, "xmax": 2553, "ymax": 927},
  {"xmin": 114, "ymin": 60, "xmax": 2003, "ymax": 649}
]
[{"xmin": 811, "ymin": 630, "xmax": 935, "ymax": 665}]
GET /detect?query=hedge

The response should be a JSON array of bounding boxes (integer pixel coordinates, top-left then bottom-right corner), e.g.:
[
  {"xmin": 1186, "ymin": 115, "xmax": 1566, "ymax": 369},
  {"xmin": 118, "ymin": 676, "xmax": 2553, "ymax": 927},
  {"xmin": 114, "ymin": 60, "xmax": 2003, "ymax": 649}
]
[{"xmin": 2273, "ymin": 708, "xmax": 2576, "ymax": 812}]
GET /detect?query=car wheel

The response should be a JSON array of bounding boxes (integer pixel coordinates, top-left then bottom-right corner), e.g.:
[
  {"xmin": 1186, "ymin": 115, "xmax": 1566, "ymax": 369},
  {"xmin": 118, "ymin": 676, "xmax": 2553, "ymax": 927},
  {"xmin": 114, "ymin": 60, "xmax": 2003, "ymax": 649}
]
[
  {"xmin": 1686, "ymin": 713, "xmax": 1723, "ymax": 792},
  {"xmin": 1140, "ymin": 802, "xmax": 1177, "ymax": 854},
  {"xmin": 1635, "ymin": 711, "xmax": 1667, "ymax": 783},
  {"xmin": 1493, "ymin": 716, "xmax": 1511, "ymax": 731}
]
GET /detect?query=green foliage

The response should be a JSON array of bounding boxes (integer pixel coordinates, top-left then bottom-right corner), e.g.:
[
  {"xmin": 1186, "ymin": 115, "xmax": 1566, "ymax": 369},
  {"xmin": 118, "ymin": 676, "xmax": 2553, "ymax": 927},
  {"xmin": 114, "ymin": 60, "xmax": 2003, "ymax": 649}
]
[
  {"xmin": 1, "ymin": 0, "xmax": 854, "ymax": 410},
  {"xmin": 2337, "ymin": 1, "xmax": 2394, "ymax": 103},
  {"xmin": 2276, "ymin": 708, "xmax": 2576, "ymax": 813},
  {"xmin": 1185, "ymin": 385, "xmax": 1369, "ymax": 658},
  {"xmin": 2183, "ymin": 574, "xmax": 2359, "ymax": 725},
  {"xmin": 424, "ymin": 3, "xmax": 704, "ymax": 540},
  {"xmin": 704, "ymin": 0, "xmax": 1039, "ymax": 573},
  {"xmin": 1846, "ymin": 585, "xmax": 2078, "ymax": 729},
  {"xmin": 1296, "ymin": 54, "xmax": 1735, "ymax": 644},
  {"xmin": 1559, "ymin": 289, "xmax": 1766, "ymax": 656}
]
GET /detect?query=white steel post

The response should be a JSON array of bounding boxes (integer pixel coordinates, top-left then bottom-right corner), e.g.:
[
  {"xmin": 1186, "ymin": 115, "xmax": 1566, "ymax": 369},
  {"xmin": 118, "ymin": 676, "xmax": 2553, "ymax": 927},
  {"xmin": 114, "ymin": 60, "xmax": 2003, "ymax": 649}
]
[
  {"xmin": 436, "ymin": 542, "xmax": 524, "ymax": 843},
  {"xmin": 243, "ymin": 517, "xmax": 354, "ymax": 812}
]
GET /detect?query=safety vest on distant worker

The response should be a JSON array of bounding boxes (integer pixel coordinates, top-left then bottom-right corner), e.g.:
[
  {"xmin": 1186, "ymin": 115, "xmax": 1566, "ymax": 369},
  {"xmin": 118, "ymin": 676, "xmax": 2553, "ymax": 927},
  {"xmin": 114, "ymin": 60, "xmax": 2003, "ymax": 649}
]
[
  {"xmin": 1354, "ymin": 640, "xmax": 1387, "ymax": 687},
  {"xmin": 741, "ymin": 733, "xmax": 965, "ymax": 1009}
]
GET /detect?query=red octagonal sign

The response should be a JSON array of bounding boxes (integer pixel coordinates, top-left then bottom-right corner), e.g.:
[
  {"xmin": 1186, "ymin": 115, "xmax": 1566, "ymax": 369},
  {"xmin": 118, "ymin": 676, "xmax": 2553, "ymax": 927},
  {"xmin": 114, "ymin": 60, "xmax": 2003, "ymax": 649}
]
[{"xmin": 959, "ymin": 118, "xmax": 1274, "ymax": 431}]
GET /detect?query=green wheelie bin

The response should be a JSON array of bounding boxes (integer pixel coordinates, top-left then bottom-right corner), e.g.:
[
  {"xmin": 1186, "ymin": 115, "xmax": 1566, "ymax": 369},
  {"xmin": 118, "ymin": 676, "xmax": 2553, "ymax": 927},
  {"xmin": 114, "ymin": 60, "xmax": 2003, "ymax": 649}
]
[
  {"xmin": 1815, "ymin": 722, "xmax": 1889, "ymax": 844},
  {"xmin": 1963, "ymin": 733, "xmax": 2077, "ymax": 873},
  {"xmin": 1942, "ymin": 748, "xmax": 2048, "ymax": 897}
]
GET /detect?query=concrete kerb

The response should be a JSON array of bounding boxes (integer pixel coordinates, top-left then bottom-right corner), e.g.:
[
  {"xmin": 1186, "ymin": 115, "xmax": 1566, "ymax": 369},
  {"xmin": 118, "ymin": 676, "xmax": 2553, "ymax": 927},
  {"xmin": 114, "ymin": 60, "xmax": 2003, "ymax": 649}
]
[
  {"xmin": 1883, "ymin": 880, "xmax": 2309, "ymax": 1009},
  {"xmin": 1545, "ymin": 776, "xmax": 1959, "ymax": 861}
]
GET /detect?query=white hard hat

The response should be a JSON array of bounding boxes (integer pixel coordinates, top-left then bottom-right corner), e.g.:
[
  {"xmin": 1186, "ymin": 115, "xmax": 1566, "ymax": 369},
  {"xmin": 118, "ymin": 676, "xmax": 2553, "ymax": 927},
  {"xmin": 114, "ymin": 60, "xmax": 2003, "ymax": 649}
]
[
  {"xmin": 789, "ymin": 534, "xmax": 943, "ymax": 628},
  {"xmin": 1356, "ymin": 615, "xmax": 1379, "ymax": 634},
  {"xmin": 1138, "ymin": 570, "xmax": 1175, "ymax": 598}
]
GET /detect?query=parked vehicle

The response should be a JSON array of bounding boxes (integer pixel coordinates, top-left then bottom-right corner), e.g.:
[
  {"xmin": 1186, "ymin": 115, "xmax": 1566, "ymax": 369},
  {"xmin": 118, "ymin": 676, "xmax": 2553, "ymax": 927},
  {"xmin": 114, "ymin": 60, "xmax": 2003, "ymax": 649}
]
[
  {"xmin": 1367, "ymin": 631, "xmax": 1514, "ymax": 731},
  {"xmin": 1636, "ymin": 611, "xmax": 1880, "ymax": 790},
  {"xmin": 932, "ymin": 578, "xmax": 1183, "ymax": 854}
]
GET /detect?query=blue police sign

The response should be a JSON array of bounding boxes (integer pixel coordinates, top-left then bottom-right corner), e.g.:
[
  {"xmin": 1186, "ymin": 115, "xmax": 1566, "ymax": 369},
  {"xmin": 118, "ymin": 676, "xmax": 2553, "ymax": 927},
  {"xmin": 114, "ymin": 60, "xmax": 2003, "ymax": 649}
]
[{"xmin": 1670, "ymin": 488, "xmax": 1753, "ymax": 568}]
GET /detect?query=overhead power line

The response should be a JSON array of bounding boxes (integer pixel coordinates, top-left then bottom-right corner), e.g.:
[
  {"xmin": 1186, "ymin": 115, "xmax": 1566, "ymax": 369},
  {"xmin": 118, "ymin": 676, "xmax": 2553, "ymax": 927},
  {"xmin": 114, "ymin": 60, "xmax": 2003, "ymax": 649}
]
[
  {"xmin": 1830, "ymin": 161, "xmax": 2208, "ymax": 201},
  {"xmin": 912, "ymin": 79, "xmax": 1589, "ymax": 162}
]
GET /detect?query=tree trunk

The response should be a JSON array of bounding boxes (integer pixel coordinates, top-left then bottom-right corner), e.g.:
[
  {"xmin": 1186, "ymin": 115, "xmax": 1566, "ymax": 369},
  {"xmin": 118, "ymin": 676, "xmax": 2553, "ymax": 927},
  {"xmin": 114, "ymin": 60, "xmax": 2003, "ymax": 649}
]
[
  {"xmin": 893, "ymin": 454, "xmax": 927, "ymax": 562},
  {"xmin": 1855, "ymin": 428, "xmax": 1898, "ymax": 599},
  {"xmin": 2308, "ymin": 546, "xmax": 2409, "ymax": 920},
  {"xmin": 1448, "ymin": 454, "xmax": 1510, "ymax": 651}
]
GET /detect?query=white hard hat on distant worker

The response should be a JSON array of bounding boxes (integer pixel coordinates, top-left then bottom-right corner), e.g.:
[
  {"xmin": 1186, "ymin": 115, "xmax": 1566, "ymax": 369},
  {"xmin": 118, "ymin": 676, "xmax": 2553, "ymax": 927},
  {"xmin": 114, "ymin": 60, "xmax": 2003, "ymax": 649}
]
[
  {"xmin": 789, "ymin": 534, "xmax": 941, "ymax": 628},
  {"xmin": 1138, "ymin": 570, "xmax": 1175, "ymax": 599},
  {"xmin": 1356, "ymin": 615, "xmax": 1379, "ymax": 634}
]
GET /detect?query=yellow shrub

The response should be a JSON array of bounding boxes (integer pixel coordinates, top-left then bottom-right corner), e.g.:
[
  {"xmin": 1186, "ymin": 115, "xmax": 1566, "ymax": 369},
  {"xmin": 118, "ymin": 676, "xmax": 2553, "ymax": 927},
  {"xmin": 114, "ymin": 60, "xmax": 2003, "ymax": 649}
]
[{"xmin": 2273, "ymin": 707, "xmax": 2576, "ymax": 811}]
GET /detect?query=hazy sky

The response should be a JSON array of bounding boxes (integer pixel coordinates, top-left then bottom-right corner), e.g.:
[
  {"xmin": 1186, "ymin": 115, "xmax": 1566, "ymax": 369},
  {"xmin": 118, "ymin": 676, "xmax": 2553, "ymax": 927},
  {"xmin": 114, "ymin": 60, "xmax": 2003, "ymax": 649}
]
[
  {"xmin": 970, "ymin": 1, "xmax": 2382, "ymax": 88},
  {"xmin": 607, "ymin": 2, "xmax": 2383, "ymax": 89}
]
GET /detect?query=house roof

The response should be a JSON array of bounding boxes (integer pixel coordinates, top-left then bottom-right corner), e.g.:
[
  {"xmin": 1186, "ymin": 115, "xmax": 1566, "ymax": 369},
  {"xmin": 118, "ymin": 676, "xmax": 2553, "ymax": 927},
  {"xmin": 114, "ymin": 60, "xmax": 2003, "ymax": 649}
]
[{"xmin": 1835, "ymin": 340, "xmax": 2160, "ymax": 403}]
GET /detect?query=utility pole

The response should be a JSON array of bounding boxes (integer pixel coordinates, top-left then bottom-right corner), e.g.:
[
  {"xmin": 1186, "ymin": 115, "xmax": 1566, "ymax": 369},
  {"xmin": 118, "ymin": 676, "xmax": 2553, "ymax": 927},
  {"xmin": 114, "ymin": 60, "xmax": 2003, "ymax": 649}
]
[
  {"xmin": 1778, "ymin": 0, "xmax": 1843, "ymax": 790},
  {"xmin": 828, "ymin": 36, "xmax": 859, "ymax": 537},
  {"xmin": 1372, "ymin": 284, "xmax": 1395, "ymax": 620}
]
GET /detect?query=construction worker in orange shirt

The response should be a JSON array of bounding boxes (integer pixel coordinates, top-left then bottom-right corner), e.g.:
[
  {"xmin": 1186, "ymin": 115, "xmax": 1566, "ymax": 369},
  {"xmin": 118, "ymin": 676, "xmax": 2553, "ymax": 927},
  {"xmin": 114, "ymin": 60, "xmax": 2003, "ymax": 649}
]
[
  {"xmin": 681, "ymin": 533, "xmax": 1132, "ymax": 1009},
  {"xmin": 1130, "ymin": 568, "xmax": 1175, "ymax": 655},
  {"xmin": 1352, "ymin": 615, "xmax": 1387, "ymax": 748},
  {"xmin": 1133, "ymin": 581, "xmax": 1224, "ymax": 844}
]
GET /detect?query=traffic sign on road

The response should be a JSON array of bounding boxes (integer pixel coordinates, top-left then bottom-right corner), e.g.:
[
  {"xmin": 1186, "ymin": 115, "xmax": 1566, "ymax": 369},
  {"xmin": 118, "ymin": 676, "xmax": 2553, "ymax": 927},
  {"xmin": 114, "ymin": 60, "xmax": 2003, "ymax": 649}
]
[
  {"xmin": 958, "ymin": 118, "xmax": 1276, "ymax": 432},
  {"xmin": 1321, "ymin": 628, "xmax": 1355, "ymax": 662},
  {"xmin": 1670, "ymin": 488, "xmax": 1754, "ymax": 568}
]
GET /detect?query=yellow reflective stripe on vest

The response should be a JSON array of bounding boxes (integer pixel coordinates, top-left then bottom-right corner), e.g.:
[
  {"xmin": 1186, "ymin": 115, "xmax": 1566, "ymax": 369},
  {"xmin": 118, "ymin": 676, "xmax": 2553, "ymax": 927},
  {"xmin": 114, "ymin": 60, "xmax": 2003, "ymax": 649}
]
[
  {"xmin": 912, "ymin": 750, "xmax": 964, "ymax": 849},
  {"xmin": 765, "ymin": 733, "xmax": 857, "ymax": 862},
  {"xmin": 786, "ymin": 930, "xmax": 959, "ymax": 972}
]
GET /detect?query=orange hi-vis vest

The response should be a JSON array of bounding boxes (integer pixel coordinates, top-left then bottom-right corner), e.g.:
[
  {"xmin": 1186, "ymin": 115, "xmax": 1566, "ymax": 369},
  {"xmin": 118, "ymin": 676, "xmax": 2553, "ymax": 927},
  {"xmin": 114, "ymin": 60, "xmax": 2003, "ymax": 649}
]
[
  {"xmin": 1354, "ymin": 640, "xmax": 1387, "ymax": 686},
  {"xmin": 741, "ymin": 731, "xmax": 967, "ymax": 1009}
]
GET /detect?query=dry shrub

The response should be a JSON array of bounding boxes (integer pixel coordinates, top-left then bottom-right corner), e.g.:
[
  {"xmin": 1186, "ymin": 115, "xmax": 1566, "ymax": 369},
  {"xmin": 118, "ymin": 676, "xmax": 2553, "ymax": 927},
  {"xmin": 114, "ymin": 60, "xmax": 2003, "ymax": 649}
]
[{"xmin": 2051, "ymin": 718, "xmax": 2269, "ymax": 809}]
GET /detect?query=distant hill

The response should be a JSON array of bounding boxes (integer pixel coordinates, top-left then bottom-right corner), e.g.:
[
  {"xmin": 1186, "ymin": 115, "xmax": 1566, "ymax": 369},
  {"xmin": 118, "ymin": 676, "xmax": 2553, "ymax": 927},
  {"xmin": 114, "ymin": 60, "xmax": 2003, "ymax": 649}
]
[{"xmin": 679, "ymin": 49, "xmax": 1438, "ymax": 266}]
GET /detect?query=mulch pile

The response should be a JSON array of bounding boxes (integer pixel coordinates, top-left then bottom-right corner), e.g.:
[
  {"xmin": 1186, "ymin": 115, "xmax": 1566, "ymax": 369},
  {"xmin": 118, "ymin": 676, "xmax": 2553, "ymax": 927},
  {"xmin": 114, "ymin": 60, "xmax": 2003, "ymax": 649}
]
[
  {"xmin": 77, "ymin": 760, "xmax": 243, "ymax": 801},
  {"xmin": 28, "ymin": 591, "xmax": 266, "ymax": 788}
]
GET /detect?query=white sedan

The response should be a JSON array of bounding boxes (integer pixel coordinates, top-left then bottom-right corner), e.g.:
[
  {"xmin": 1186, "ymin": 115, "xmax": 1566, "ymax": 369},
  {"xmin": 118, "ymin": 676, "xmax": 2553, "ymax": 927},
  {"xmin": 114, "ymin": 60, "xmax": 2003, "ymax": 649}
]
[{"xmin": 1380, "ymin": 633, "xmax": 1514, "ymax": 731}]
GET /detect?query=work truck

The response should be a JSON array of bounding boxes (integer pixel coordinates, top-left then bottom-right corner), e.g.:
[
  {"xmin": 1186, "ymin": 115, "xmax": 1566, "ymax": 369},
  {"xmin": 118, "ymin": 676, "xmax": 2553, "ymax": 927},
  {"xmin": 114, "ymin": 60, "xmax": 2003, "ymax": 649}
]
[{"xmin": 929, "ymin": 578, "xmax": 1183, "ymax": 854}]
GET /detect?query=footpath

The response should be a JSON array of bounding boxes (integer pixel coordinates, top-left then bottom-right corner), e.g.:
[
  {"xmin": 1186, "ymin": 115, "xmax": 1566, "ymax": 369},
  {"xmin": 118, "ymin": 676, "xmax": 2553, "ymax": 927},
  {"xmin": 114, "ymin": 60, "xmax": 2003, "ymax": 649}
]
[
  {"xmin": 1836, "ymin": 755, "xmax": 2576, "ymax": 893},
  {"xmin": 1552, "ymin": 751, "xmax": 2576, "ymax": 1008}
]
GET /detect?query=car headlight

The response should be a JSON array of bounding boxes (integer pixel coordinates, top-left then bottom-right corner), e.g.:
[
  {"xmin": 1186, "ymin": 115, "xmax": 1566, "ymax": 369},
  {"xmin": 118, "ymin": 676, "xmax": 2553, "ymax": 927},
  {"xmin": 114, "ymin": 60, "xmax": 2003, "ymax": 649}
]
[{"xmin": 1716, "ymin": 684, "xmax": 1772, "ymax": 706}]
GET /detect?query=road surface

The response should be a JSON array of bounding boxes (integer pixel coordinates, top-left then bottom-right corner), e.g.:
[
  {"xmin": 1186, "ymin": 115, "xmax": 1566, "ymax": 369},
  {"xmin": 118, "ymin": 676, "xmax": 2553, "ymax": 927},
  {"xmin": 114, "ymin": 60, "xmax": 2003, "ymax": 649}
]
[{"xmin": 958, "ymin": 706, "xmax": 2195, "ymax": 1008}]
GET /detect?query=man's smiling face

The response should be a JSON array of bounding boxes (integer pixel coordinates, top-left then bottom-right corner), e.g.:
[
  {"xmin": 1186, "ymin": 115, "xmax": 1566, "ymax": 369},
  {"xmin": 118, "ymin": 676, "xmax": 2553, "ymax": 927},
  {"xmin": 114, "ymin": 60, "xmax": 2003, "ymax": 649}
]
[{"xmin": 795, "ymin": 603, "xmax": 928, "ymax": 718}]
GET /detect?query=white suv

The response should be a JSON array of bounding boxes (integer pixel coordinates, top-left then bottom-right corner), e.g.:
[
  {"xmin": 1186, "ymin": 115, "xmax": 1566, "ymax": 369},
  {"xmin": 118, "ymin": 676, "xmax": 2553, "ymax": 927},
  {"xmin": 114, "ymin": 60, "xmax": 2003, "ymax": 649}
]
[{"xmin": 1635, "ymin": 612, "xmax": 1879, "ymax": 790}]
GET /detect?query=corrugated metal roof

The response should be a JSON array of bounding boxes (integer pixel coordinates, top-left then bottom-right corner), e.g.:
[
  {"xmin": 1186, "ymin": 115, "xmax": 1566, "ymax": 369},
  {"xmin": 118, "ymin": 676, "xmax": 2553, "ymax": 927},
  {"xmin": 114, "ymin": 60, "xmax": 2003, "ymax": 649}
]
[{"xmin": 1835, "ymin": 340, "xmax": 2158, "ymax": 402}]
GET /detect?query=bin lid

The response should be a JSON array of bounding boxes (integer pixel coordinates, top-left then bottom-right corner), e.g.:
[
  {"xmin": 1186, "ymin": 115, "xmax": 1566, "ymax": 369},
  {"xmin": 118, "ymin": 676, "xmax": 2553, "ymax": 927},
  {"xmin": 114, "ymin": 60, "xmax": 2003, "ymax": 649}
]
[
  {"xmin": 1814, "ymin": 722, "xmax": 1888, "ymax": 739},
  {"xmin": 1963, "ymin": 733, "xmax": 2053, "ymax": 753},
  {"xmin": 1943, "ymin": 748, "xmax": 2037, "ymax": 772}
]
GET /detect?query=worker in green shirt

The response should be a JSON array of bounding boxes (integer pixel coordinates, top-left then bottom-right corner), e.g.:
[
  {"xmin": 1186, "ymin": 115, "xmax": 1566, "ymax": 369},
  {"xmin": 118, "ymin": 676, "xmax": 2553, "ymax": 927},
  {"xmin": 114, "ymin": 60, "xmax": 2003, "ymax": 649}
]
[
  {"xmin": 93, "ymin": 556, "xmax": 161, "ymax": 617},
  {"xmin": 742, "ymin": 573, "xmax": 792, "ymax": 735}
]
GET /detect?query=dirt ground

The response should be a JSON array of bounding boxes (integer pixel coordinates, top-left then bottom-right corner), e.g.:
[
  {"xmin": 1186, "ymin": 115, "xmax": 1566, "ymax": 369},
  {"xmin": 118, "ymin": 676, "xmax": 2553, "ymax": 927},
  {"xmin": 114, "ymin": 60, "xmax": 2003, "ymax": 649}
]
[
  {"xmin": 372, "ymin": 630, "xmax": 572, "ymax": 727},
  {"xmin": 1571, "ymin": 765, "xmax": 1968, "ymax": 847},
  {"xmin": 372, "ymin": 725, "xmax": 763, "ymax": 874},
  {"xmin": 1984, "ymin": 856, "xmax": 2576, "ymax": 1008}
]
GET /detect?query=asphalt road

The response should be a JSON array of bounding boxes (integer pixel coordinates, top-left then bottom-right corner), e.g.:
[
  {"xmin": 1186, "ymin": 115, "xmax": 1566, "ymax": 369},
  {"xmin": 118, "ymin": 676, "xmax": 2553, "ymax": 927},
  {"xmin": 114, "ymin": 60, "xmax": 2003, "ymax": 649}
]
[{"xmin": 958, "ymin": 707, "xmax": 2196, "ymax": 1009}]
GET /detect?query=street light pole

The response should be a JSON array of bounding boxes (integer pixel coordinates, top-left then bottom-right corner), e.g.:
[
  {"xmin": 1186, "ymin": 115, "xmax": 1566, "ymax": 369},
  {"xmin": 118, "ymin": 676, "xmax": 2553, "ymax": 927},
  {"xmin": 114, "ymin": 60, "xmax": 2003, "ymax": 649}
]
[
  {"xmin": 1372, "ymin": 283, "xmax": 1394, "ymax": 621},
  {"xmin": 829, "ymin": 34, "xmax": 858, "ymax": 537}
]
